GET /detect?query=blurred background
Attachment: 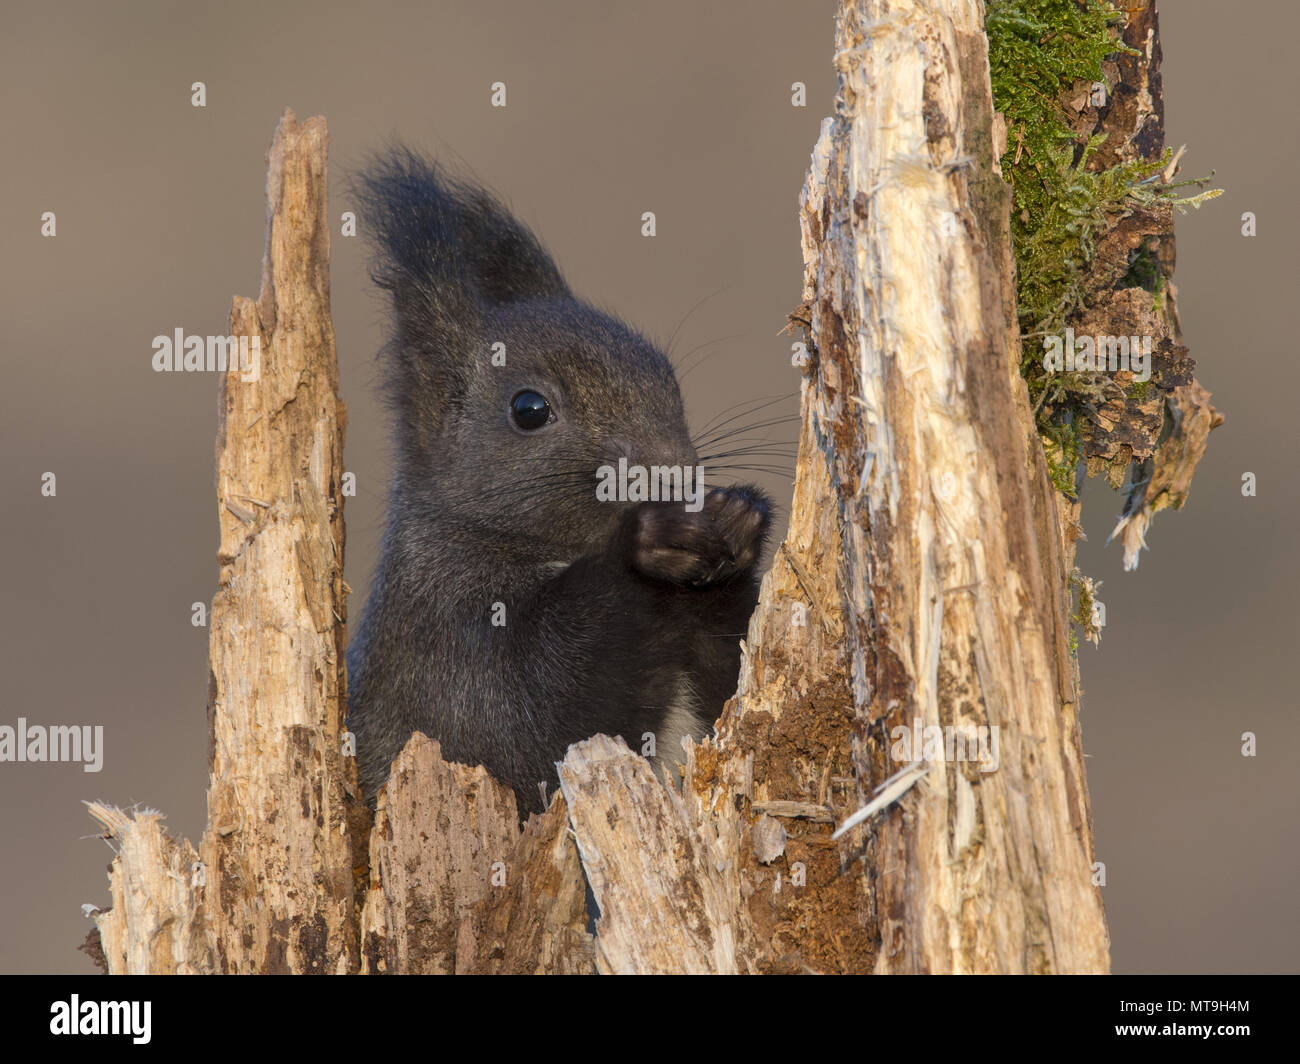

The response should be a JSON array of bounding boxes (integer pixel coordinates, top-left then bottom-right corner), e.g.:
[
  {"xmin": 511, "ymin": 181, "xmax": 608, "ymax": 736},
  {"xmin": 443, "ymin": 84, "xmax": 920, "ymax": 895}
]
[{"xmin": 0, "ymin": 0, "xmax": 1293, "ymax": 973}]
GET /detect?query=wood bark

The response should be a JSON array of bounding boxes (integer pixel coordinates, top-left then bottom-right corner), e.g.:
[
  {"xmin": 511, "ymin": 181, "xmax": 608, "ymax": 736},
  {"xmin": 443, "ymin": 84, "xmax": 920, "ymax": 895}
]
[
  {"xmin": 358, "ymin": 735, "xmax": 593, "ymax": 975},
  {"xmin": 1086, "ymin": 0, "xmax": 1222, "ymax": 570},
  {"xmin": 89, "ymin": 109, "xmax": 362, "ymax": 974},
  {"xmin": 85, "ymin": 0, "xmax": 1206, "ymax": 975},
  {"xmin": 644, "ymin": 0, "xmax": 1108, "ymax": 975}
]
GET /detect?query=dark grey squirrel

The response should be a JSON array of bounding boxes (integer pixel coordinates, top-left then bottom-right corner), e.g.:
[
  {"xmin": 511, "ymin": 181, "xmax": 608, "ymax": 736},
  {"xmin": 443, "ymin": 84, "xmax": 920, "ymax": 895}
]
[{"xmin": 346, "ymin": 149, "xmax": 772, "ymax": 816}]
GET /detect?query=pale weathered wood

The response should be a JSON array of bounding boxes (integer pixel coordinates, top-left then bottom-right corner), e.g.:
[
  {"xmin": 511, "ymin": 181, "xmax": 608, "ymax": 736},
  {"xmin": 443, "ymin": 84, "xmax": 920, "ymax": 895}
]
[
  {"xmin": 558, "ymin": 735, "xmax": 743, "ymax": 974},
  {"xmin": 202, "ymin": 108, "xmax": 359, "ymax": 975},
  {"xmin": 774, "ymin": 0, "xmax": 1109, "ymax": 974},
  {"xmin": 85, "ymin": 803, "xmax": 212, "ymax": 974},
  {"xmin": 88, "ymin": 109, "xmax": 361, "ymax": 974},
  {"xmin": 86, "ymin": 1, "xmax": 1210, "ymax": 976},
  {"xmin": 359, "ymin": 734, "xmax": 593, "ymax": 974},
  {"xmin": 560, "ymin": 0, "xmax": 1111, "ymax": 975},
  {"xmin": 454, "ymin": 788, "xmax": 594, "ymax": 975}
]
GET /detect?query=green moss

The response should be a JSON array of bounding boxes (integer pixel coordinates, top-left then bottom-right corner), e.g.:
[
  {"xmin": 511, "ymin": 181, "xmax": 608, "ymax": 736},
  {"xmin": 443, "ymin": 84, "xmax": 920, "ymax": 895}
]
[
  {"xmin": 1066, "ymin": 567, "xmax": 1082, "ymax": 655},
  {"xmin": 985, "ymin": 0, "xmax": 1219, "ymax": 499},
  {"xmin": 1041, "ymin": 419, "xmax": 1083, "ymax": 498},
  {"xmin": 1068, "ymin": 567, "xmax": 1103, "ymax": 650},
  {"xmin": 987, "ymin": 1, "xmax": 1148, "ymax": 360},
  {"xmin": 1122, "ymin": 241, "xmax": 1161, "ymax": 293}
]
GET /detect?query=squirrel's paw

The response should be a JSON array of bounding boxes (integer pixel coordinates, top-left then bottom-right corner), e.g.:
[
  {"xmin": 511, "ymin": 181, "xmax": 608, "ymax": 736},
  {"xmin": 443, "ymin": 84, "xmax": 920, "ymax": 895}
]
[{"xmin": 633, "ymin": 486, "xmax": 771, "ymax": 587}]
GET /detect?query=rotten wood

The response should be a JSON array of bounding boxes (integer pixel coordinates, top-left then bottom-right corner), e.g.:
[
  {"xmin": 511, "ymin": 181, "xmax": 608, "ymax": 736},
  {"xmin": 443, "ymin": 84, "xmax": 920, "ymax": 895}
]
[
  {"xmin": 84, "ymin": 0, "xmax": 1209, "ymax": 977},
  {"xmin": 89, "ymin": 108, "xmax": 362, "ymax": 974},
  {"xmin": 359, "ymin": 734, "xmax": 593, "ymax": 974},
  {"xmin": 661, "ymin": 0, "xmax": 1111, "ymax": 975},
  {"xmin": 1077, "ymin": 0, "xmax": 1221, "ymax": 562}
]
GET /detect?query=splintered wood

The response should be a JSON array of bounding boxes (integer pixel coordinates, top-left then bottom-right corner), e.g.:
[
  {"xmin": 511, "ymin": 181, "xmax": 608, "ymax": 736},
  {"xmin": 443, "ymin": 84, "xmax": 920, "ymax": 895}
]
[
  {"xmin": 780, "ymin": 0, "xmax": 1110, "ymax": 973},
  {"xmin": 89, "ymin": 0, "xmax": 1182, "ymax": 975},
  {"xmin": 91, "ymin": 109, "xmax": 360, "ymax": 974}
]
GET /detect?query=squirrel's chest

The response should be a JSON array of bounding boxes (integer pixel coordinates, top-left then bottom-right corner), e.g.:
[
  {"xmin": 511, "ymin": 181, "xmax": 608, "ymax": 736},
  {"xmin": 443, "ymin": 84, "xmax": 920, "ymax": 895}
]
[{"xmin": 654, "ymin": 672, "xmax": 707, "ymax": 771}]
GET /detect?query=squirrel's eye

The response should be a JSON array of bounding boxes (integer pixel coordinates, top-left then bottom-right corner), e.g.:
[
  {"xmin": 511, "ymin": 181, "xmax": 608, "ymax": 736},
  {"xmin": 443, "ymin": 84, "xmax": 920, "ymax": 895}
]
[{"xmin": 510, "ymin": 390, "xmax": 553, "ymax": 432}]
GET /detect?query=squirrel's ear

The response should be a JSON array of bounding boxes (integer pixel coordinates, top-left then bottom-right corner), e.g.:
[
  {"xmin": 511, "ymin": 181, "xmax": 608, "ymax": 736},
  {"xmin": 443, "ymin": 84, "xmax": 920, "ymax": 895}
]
[
  {"xmin": 354, "ymin": 150, "xmax": 571, "ymax": 449},
  {"xmin": 356, "ymin": 149, "xmax": 569, "ymax": 320}
]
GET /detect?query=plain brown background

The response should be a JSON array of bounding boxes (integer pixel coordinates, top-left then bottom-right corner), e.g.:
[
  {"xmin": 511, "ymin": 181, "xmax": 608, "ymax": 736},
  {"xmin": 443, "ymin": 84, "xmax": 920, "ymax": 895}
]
[{"xmin": 0, "ymin": 0, "xmax": 1294, "ymax": 973}]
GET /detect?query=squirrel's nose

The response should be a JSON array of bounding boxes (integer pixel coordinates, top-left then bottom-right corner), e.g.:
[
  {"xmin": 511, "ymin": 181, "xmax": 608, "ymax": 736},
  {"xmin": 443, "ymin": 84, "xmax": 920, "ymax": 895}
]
[{"xmin": 606, "ymin": 437, "xmax": 699, "ymax": 469}]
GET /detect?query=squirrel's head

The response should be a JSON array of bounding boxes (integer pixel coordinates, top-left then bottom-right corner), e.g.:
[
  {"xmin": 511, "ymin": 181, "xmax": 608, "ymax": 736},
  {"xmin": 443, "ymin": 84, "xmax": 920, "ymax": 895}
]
[{"xmin": 357, "ymin": 151, "xmax": 697, "ymax": 559}]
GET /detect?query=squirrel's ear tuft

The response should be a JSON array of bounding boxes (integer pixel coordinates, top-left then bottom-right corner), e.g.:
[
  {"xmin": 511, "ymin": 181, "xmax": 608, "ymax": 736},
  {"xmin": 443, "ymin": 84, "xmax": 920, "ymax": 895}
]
[
  {"xmin": 354, "ymin": 148, "xmax": 570, "ymax": 316},
  {"xmin": 352, "ymin": 149, "xmax": 572, "ymax": 453}
]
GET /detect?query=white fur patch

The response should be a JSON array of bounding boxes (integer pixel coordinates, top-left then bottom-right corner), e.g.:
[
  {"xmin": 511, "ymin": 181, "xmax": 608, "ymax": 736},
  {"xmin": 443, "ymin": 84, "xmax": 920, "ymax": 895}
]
[{"xmin": 650, "ymin": 673, "xmax": 705, "ymax": 788}]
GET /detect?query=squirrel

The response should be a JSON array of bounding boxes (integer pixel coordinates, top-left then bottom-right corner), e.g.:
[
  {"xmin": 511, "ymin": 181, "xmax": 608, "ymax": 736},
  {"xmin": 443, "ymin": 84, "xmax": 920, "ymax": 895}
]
[{"xmin": 346, "ymin": 150, "xmax": 771, "ymax": 816}]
